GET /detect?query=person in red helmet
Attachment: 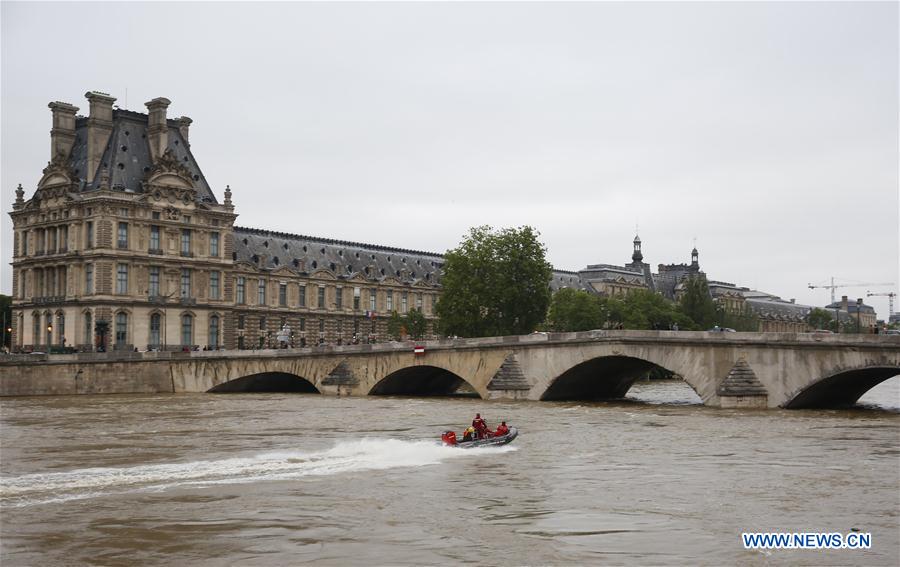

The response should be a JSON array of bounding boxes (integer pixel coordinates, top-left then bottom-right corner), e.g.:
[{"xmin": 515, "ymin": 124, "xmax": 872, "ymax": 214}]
[
  {"xmin": 495, "ymin": 421, "xmax": 509, "ymax": 436},
  {"xmin": 472, "ymin": 413, "xmax": 488, "ymax": 439}
]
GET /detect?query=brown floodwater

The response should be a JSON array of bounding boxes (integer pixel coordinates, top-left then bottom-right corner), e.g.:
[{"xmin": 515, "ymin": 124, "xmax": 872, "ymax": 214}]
[{"xmin": 1, "ymin": 378, "xmax": 898, "ymax": 565}]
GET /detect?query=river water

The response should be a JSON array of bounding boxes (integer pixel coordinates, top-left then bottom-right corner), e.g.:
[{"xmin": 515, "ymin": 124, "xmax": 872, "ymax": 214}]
[{"xmin": 1, "ymin": 378, "xmax": 898, "ymax": 566}]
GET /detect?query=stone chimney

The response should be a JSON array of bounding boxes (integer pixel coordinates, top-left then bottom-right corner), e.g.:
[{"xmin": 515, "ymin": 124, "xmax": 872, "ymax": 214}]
[
  {"xmin": 176, "ymin": 116, "xmax": 192, "ymax": 147},
  {"xmin": 84, "ymin": 91, "xmax": 116, "ymax": 183},
  {"xmin": 145, "ymin": 97, "xmax": 171, "ymax": 161},
  {"xmin": 841, "ymin": 295, "xmax": 849, "ymax": 312},
  {"xmin": 48, "ymin": 101, "xmax": 80, "ymax": 161}
]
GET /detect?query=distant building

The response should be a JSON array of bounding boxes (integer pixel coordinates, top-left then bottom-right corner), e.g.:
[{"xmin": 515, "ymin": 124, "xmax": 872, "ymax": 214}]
[{"xmin": 825, "ymin": 296, "xmax": 877, "ymax": 332}]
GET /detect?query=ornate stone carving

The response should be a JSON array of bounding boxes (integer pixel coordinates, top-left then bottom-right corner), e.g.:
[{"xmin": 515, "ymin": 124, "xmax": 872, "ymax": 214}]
[{"xmin": 147, "ymin": 148, "xmax": 193, "ymax": 182}]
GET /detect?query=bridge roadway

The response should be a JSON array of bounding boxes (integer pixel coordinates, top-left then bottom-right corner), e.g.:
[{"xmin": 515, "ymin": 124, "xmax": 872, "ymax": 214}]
[{"xmin": 1, "ymin": 330, "xmax": 898, "ymax": 409}]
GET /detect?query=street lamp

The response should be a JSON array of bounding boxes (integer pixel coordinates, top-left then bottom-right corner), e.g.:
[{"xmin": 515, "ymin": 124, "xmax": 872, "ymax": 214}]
[{"xmin": 856, "ymin": 298, "xmax": 863, "ymax": 333}]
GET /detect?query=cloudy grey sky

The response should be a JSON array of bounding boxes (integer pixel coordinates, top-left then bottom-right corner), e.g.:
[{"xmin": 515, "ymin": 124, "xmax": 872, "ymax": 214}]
[{"xmin": 2, "ymin": 1, "xmax": 898, "ymax": 318}]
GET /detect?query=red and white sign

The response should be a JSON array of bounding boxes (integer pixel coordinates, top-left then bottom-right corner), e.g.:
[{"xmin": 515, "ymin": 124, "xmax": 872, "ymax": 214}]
[{"xmin": 413, "ymin": 345, "xmax": 425, "ymax": 355}]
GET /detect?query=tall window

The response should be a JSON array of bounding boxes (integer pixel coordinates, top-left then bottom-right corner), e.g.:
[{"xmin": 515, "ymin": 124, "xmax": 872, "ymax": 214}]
[
  {"xmin": 59, "ymin": 226, "xmax": 68, "ymax": 252},
  {"xmin": 279, "ymin": 283, "xmax": 287, "ymax": 306},
  {"xmin": 318, "ymin": 286, "xmax": 325, "ymax": 309},
  {"xmin": 117, "ymin": 222, "xmax": 128, "ymax": 249},
  {"xmin": 209, "ymin": 232, "xmax": 220, "ymax": 257},
  {"xmin": 386, "ymin": 291, "xmax": 393, "ymax": 312},
  {"xmin": 32, "ymin": 314, "xmax": 40, "ymax": 346},
  {"xmin": 56, "ymin": 312, "xmax": 65, "ymax": 345},
  {"xmin": 298, "ymin": 284, "xmax": 306, "ymax": 307},
  {"xmin": 259, "ymin": 316, "xmax": 267, "ymax": 331},
  {"xmin": 416, "ymin": 293, "xmax": 423, "ymax": 311},
  {"xmin": 83, "ymin": 311, "xmax": 92, "ymax": 347},
  {"xmin": 258, "ymin": 279, "xmax": 266, "ymax": 305},
  {"xmin": 85, "ymin": 264, "xmax": 93, "ymax": 295},
  {"xmin": 86, "ymin": 221, "xmax": 93, "ymax": 249},
  {"xmin": 115, "ymin": 312, "xmax": 127, "ymax": 348},
  {"xmin": 335, "ymin": 287, "xmax": 343, "ymax": 308},
  {"xmin": 181, "ymin": 229, "xmax": 192, "ymax": 255},
  {"xmin": 150, "ymin": 225, "xmax": 160, "ymax": 251},
  {"xmin": 353, "ymin": 287, "xmax": 361, "ymax": 310},
  {"xmin": 401, "ymin": 291, "xmax": 408, "ymax": 313},
  {"xmin": 180, "ymin": 269, "xmax": 191, "ymax": 298},
  {"xmin": 149, "ymin": 267, "xmax": 160, "ymax": 297},
  {"xmin": 149, "ymin": 313, "xmax": 161, "ymax": 348},
  {"xmin": 370, "ymin": 288, "xmax": 377, "ymax": 312},
  {"xmin": 181, "ymin": 314, "xmax": 193, "ymax": 346},
  {"xmin": 22, "ymin": 230, "xmax": 28, "ymax": 256},
  {"xmin": 209, "ymin": 315, "xmax": 220, "ymax": 348},
  {"xmin": 116, "ymin": 264, "xmax": 128, "ymax": 294},
  {"xmin": 210, "ymin": 271, "xmax": 220, "ymax": 300},
  {"xmin": 236, "ymin": 277, "xmax": 245, "ymax": 304}
]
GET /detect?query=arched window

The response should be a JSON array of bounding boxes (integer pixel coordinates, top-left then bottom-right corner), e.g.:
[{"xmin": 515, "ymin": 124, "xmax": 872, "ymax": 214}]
[
  {"xmin": 209, "ymin": 315, "xmax": 219, "ymax": 349},
  {"xmin": 32, "ymin": 313, "xmax": 40, "ymax": 347},
  {"xmin": 149, "ymin": 313, "xmax": 162, "ymax": 348},
  {"xmin": 115, "ymin": 312, "xmax": 128, "ymax": 348},
  {"xmin": 45, "ymin": 312, "xmax": 53, "ymax": 346},
  {"xmin": 56, "ymin": 312, "xmax": 65, "ymax": 345},
  {"xmin": 83, "ymin": 311, "xmax": 93, "ymax": 347},
  {"xmin": 181, "ymin": 314, "xmax": 193, "ymax": 347}
]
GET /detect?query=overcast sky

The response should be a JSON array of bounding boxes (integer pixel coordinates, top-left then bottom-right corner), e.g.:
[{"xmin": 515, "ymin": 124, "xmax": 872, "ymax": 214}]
[{"xmin": 2, "ymin": 1, "xmax": 898, "ymax": 319}]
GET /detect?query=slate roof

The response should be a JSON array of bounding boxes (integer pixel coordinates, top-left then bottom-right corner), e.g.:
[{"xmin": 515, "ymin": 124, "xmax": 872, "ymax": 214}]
[
  {"xmin": 68, "ymin": 110, "xmax": 216, "ymax": 203},
  {"xmin": 232, "ymin": 226, "xmax": 445, "ymax": 285}
]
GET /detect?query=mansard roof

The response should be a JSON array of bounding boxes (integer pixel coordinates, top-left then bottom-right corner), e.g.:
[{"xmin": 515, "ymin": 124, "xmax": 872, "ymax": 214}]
[
  {"xmin": 232, "ymin": 226, "xmax": 445, "ymax": 286},
  {"xmin": 68, "ymin": 110, "xmax": 216, "ymax": 203}
]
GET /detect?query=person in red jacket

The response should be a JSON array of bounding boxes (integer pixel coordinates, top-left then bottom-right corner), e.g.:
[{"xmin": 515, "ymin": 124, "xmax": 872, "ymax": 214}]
[
  {"xmin": 495, "ymin": 421, "xmax": 509, "ymax": 436},
  {"xmin": 472, "ymin": 413, "xmax": 488, "ymax": 439}
]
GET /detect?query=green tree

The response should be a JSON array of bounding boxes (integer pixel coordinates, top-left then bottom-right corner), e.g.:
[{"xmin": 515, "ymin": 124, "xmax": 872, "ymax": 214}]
[
  {"xmin": 678, "ymin": 275, "xmax": 717, "ymax": 330},
  {"xmin": 436, "ymin": 226, "xmax": 552, "ymax": 337},
  {"xmin": 405, "ymin": 309, "xmax": 427, "ymax": 340},
  {"xmin": 806, "ymin": 308, "xmax": 833, "ymax": 331},
  {"xmin": 386, "ymin": 311, "xmax": 405, "ymax": 340},
  {"xmin": 0, "ymin": 294, "xmax": 11, "ymax": 350},
  {"xmin": 547, "ymin": 288, "xmax": 604, "ymax": 331},
  {"xmin": 621, "ymin": 289, "xmax": 693, "ymax": 330},
  {"xmin": 717, "ymin": 303, "xmax": 760, "ymax": 332}
]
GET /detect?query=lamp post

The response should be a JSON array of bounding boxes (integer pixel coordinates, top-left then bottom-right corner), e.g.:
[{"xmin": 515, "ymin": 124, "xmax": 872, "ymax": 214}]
[
  {"xmin": 856, "ymin": 298, "xmax": 863, "ymax": 334},
  {"xmin": 47, "ymin": 324, "xmax": 53, "ymax": 350}
]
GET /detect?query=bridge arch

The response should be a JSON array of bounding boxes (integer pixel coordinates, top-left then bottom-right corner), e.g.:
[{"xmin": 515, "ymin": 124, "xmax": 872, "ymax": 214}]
[
  {"xmin": 369, "ymin": 364, "xmax": 476, "ymax": 397},
  {"xmin": 540, "ymin": 354, "xmax": 696, "ymax": 402},
  {"xmin": 782, "ymin": 365, "xmax": 900, "ymax": 409},
  {"xmin": 208, "ymin": 371, "xmax": 320, "ymax": 394}
]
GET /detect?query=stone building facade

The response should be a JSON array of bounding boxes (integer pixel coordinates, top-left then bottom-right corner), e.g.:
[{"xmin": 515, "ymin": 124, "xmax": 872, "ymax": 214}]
[{"xmin": 8, "ymin": 92, "xmax": 442, "ymax": 352}]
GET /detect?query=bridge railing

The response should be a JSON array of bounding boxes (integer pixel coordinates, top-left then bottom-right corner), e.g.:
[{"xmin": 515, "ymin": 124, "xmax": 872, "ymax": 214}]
[{"xmin": 1, "ymin": 330, "xmax": 897, "ymax": 365}]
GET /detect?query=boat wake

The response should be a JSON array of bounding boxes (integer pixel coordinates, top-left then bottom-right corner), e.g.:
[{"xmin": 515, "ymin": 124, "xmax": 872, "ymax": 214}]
[{"xmin": 1, "ymin": 438, "xmax": 515, "ymax": 508}]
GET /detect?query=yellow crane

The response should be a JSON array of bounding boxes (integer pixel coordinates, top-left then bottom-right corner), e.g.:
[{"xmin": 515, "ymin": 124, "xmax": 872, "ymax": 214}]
[
  {"xmin": 866, "ymin": 291, "xmax": 896, "ymax": 317},
  {"xmin": 807, "ymin": 278, "xmax": 894, "ymax": 305}
]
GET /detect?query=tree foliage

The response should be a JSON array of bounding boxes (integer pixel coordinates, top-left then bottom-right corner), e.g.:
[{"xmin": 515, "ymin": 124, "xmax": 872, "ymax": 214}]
[
  {"xmin": 678, "ymin": 275, "xmax": 718, "ymax": 330},
  {"xmin": 615, "ymin": 290, "xmax": 694, "ymax": 330},
  {"xmin": 546, "ymin": 288, "xmax": 692, "ymax": 332},
  {"xmin": 405, "ymin": 309, "xmax": 427, "ymax": 340},
  {"xmin": 436, "ymin": 226, "xmax": 552, "ymax": 337},
  {"xmin": 806, "ymin": 307, "xmax": 833, "ymax": 331},
  {"xmin": 547, "ymin": 288, "xmax": 604, "ymax": 331},
  {"xmin": 716, "ymin": 303, "xmax": 760, "ymax": 332}
]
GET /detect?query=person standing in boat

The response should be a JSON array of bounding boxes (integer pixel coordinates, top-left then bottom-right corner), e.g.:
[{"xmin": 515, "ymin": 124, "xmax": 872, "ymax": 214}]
[{"xmin": 472, "ymin": 413, "xmax": 489, "ymax": 439}]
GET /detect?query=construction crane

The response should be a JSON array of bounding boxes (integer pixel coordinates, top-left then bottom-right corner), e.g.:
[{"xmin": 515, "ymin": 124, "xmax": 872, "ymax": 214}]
[
  {"xmin": 807, "ymin": 278, "xmax": 894, "ymax": 304},
  {"xmin": 866, "ymin": 291, "xmax": 896, "ymax": 316}
]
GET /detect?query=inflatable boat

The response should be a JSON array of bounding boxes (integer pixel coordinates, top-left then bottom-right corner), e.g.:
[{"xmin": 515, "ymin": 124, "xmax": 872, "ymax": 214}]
[{"xmin": 441, "ymin": 427, "xmax": 518, "ymax": 449}]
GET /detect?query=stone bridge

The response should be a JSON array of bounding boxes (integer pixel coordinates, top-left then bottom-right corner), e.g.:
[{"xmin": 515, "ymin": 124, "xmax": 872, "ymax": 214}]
[{"xmin": 2, "ymin": 331, "xmax": 898, "ymax": 409}]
